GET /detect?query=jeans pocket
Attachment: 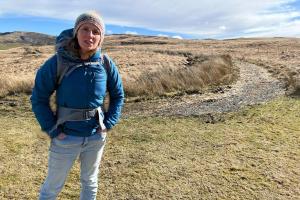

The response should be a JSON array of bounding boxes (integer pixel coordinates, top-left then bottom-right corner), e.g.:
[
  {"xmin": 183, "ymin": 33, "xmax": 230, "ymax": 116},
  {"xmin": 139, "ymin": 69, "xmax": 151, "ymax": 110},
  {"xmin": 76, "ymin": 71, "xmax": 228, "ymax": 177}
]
[
  {"xmin": 52, "ymin": 135, "xmax": 83, "ymax": 148},
  {"xmin": 89, "ymin": 132, "xmax": 107, "ymax": 142}
]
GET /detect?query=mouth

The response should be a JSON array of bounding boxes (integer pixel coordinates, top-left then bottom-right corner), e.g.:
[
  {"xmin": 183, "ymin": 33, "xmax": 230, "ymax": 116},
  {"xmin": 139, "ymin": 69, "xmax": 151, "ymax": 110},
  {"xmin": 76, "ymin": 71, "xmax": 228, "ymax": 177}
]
[{"xmin": 84, "ymin": 40, "xmax": 94, "ymax": 46}]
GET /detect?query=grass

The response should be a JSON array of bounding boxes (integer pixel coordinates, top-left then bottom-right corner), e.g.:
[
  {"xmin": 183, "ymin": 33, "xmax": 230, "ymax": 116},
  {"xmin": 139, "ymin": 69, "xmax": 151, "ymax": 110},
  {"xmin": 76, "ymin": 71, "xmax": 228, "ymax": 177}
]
[
  {"xmin": 124, "ymin": 55, "xmax": 236, "ymax": 98},
  {"xmin": 0, "ymin": 44, "xmax": 237, "ymax": 99},
  {"xmin": 1, "ymin": 36, "xmax": 300, "ymax": 97},
  {"xmin": 0, "ymin": 43, "xmax": 24, "ymax": 50},
  {"xmin": 0, "ymin": 94, "xmax": 299, "ymax": 199},
  {"xmin": 0, "ymin": 74, "xmax": 34, "ymax": 98},
  {"xmin": 0, "ymin": 55, "xmax": 236, "ymax": 99}
]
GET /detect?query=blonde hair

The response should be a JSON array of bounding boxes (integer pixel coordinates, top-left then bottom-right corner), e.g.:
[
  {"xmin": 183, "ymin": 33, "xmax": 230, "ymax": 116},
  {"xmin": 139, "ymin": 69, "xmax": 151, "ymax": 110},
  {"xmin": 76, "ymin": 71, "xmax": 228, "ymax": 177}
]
[{"xmin": 57, "ymin": 37, "xmax": 98, "ymax": 59}]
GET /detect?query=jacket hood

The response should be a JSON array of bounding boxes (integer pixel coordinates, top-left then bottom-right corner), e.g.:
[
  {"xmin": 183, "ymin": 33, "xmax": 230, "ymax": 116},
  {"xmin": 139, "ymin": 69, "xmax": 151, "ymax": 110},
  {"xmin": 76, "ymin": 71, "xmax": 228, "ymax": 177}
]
[{"xmin": 55, "ymin": 28, "xmax": 74, "ymax": 51}]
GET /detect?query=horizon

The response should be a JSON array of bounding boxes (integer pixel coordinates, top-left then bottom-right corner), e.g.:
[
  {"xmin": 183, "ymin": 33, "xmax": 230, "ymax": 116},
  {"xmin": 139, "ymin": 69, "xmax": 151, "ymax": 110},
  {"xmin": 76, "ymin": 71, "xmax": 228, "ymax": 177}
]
[
  {"xmin": 2, "ymin": 30, "xmax": 300, "ymax": 41},
  {"xmin": 0, "ymin": 0, "xmax": 300, "ymax": 39}
]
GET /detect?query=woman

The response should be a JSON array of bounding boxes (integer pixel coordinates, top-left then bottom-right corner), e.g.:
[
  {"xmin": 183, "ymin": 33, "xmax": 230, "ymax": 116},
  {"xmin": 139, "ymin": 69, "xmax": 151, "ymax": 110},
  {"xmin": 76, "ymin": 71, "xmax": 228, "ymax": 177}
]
[{"xmin": 31, "ymin": 11, "xmax": 124, "ymax": 199}]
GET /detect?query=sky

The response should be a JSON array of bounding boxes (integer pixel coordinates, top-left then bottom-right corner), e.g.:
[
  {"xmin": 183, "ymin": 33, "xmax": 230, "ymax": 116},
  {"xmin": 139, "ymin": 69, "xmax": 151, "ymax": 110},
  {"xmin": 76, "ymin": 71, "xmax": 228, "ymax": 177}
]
[{"xmin": 0, "ymin": 0, "xmax": 299, "ymax": 39}]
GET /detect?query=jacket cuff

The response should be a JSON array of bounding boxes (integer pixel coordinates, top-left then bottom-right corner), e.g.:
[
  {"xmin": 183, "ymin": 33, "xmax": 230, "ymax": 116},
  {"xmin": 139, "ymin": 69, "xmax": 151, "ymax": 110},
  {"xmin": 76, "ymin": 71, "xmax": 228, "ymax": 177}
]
[{"xmin": 103, "ymin": 121, "xmax": 112, "ymax": 130}]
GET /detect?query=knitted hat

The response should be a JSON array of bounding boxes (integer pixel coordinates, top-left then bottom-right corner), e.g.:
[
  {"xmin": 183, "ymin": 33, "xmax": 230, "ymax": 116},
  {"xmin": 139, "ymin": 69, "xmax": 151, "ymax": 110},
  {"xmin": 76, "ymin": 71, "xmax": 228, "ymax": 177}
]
[{"xmin": 73, "ymin": 11, "xmax": 105, "ymax": 46}]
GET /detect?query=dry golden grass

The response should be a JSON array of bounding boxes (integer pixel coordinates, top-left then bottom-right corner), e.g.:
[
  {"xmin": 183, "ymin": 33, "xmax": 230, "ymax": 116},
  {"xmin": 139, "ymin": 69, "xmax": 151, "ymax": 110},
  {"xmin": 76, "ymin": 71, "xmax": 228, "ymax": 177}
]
[
  {"xmin": 1, "ymin": 36, "xmax": 299, "ymax": 97},
  {"xmin": 105, "ymin": 36, "xmax": 300, "ymax": 94},
  {"xmin": 0, "ymin": 41, "xmax": 238, "ymax": 98},
  {"xmin": 124, "ymin": 54, "xmax": 235, "ymax": 97},
  {"xmin": 0, "ymin": 74, "xmax": 34, "ymax": 97}
]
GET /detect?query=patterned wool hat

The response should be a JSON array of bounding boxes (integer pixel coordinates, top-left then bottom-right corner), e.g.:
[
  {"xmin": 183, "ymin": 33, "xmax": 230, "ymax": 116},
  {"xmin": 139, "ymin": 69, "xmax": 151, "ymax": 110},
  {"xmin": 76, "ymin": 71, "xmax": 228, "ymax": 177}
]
[{"xmin": 73, "ymin": 11, "xmax": 105, "ymax": 46}]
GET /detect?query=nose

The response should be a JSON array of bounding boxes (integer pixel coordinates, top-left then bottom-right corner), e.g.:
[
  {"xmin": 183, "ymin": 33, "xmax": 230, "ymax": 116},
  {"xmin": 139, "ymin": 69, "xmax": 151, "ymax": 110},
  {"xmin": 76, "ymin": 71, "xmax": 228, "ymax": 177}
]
[{"xmin": 87, "ymin": 30, "xmax": 94, "ymax": 37}]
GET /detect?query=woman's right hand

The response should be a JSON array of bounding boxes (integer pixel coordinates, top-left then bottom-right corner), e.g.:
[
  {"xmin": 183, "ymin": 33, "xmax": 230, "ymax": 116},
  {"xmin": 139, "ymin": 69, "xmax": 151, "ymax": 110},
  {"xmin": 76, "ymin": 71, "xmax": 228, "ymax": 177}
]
[{"xmin": 57, "ymin": 132, "xmax": 67, "ymax": 140}]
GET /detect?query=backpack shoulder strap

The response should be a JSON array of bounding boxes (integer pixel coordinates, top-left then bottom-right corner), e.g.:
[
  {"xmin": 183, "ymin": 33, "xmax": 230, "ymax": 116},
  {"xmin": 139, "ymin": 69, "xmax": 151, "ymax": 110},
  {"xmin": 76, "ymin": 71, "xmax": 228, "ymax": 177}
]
[
  {"xmin": 56, "ymin": 52, "xmax": 70, "ymax": 86},
  {"xmin": 101, "ymin": 53, "xmax": 111, "ymax": 74}
]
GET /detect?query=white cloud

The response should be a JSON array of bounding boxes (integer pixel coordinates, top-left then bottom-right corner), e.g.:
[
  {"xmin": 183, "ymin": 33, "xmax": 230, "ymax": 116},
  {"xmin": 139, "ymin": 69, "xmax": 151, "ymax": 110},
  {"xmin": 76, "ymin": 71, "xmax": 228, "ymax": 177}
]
[
  {"xmin": 106, "ymin": 30, "xmax": 113, "ymax": 34},
  {"xmin": 242, "ymin": 19, "xmax": 300, "ymax": 38},
  {"xmin": 157, "ymin": 34, "xmax": 169, "ymax": 37},
  {"xmin": 125, "ymin": 31, "xmax": 138, "ymax": 35},
  {"xmin": 172, "ymin": 35, "xmax": 183, "ymax": 39},
  {"xmin": 0, "ymin": 0, "xmax": 299, "ymax": 38},
  {"xmin": 219, "ymin": 26, "xmax": 227, "ymax": 31}
]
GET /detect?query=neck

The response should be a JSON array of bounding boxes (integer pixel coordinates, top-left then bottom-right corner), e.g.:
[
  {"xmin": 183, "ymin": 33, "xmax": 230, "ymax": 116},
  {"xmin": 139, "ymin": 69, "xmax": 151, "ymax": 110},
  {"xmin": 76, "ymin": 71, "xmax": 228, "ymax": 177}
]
[
  {"xmin": 80, "ymin": 53, "xmax": 90, "ymax": 60},
  {"xmin": 80, "ymin": 49, "xmax": 97, "ymax": 60}
]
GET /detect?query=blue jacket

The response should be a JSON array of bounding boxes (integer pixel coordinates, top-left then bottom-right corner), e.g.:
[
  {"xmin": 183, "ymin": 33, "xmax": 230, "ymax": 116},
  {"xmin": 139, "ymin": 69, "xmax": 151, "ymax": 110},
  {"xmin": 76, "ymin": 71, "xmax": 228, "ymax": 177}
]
[{"xmin": 31, "ymin": 29, "xmax": 124, "ymax": 138}]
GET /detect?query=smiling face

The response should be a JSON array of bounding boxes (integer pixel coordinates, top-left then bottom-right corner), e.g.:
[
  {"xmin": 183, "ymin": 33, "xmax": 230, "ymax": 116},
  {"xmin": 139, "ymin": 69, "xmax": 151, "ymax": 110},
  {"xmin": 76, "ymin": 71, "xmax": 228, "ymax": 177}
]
[{"xmin": 76, "ymin": 23, "xmax": 101, "ymax": 59}]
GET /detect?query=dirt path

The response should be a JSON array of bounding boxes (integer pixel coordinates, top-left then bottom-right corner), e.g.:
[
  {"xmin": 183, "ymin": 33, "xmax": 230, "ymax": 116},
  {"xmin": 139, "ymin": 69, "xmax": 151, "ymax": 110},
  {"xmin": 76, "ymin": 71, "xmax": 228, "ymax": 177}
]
[{"xmin": 123, "ymin": 60, "xmax": 285, "ymax": 117}]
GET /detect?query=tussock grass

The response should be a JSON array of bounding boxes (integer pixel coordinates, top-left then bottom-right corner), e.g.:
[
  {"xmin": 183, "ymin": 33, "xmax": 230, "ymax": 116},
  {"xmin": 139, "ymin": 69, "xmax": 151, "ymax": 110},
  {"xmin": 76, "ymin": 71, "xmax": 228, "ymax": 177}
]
[
  {"xmin": 287, "ymin": 71, "xmax": 300, "ymax": 95},
  {"xmin": 125, "ymin": 55, "xmax": 236, "ymax": 97},
  {"xmin": 0, "ymin": 74, "xmax": 34, "ymax": 98},
  {"xmin": 0, "ymin": 94, "xmax": 299, "ymax": 199},
  {"xmin": 0, "ymin": 54, "xmax": 236, "ymax": 99},
  {"xmin": 1, "ymin": 36, "xmax": 300, "ymax": 97}
]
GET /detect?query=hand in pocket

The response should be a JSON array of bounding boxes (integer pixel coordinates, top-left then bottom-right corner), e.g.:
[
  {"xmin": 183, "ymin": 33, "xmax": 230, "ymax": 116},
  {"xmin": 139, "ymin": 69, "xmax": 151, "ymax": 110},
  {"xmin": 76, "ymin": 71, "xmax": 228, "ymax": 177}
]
[
  {"xmin": 96, "ymin": 128, "xmax": 107, "ymax": 138},
  {"xmin": 57, "ymin": 132, "xmax": 67, "ymax": 140}
]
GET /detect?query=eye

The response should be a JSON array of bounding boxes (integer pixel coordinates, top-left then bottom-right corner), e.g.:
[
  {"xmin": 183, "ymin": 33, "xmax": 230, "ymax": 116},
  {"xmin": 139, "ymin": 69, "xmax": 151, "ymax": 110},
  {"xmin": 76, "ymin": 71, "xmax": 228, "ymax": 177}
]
[
  {"xmin": 79, "ymin": 26, "xmax": 89, "ymax": 34},
  {"xmin": 92, "ymin": 29, "xmax": 100, "ymax": 35}
]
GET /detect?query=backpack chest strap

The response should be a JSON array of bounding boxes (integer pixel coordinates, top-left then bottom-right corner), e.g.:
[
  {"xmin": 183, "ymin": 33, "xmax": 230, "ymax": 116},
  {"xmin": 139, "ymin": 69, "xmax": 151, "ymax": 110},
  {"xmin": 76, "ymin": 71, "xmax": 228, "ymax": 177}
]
[
  {"xmin": 49, "ymin": 106, "xmax": 106, "ymax": 133},
  {"xmin": 58, "ymin": 106, "xmax": 98, "ymax": 121},
  {"xmin": 64, "ymin": 61, "xmax": 100, "ymax": 77}
]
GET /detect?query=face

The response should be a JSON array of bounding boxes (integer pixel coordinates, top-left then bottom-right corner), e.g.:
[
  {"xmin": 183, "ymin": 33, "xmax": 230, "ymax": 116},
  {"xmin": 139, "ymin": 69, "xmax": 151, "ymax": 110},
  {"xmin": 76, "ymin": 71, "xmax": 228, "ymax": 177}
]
[{"xmin": 77, "ymin": 23, "xmax": 101, "ymax": 55}]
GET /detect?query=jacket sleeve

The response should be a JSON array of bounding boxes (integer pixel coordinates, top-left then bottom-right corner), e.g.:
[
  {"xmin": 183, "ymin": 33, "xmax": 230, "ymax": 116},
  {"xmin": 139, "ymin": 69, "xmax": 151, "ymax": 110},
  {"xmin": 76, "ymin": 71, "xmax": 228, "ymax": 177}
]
[
  {"xmin": 104, "ymin": 58, "xmax": 125, "ymax": 129},
  {"xmin": 30, "ymin": 55, "xmax": 62, "ymax": 138}
]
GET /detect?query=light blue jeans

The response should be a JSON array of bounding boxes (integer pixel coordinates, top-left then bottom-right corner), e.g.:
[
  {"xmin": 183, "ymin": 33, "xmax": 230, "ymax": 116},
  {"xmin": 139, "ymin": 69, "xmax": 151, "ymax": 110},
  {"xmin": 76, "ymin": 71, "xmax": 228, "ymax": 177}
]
[{"xmin": 39, "ymin": 132, "xmax": 106, "ymax": 200}]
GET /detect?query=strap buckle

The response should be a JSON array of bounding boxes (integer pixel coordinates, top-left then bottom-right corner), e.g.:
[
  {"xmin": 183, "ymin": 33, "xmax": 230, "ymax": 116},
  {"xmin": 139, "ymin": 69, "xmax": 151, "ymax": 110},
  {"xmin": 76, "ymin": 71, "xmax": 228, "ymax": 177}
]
[
  {"xmin": 83, "ymin": 109, "xmax": 96, "ymax": 120},
  {"xmin": 83, "ymin": 110, "xmax": 91, "ymax": 120},
  {"xmin": 83, "ymin": 111, "xmax": 88, "ymax": 120}
]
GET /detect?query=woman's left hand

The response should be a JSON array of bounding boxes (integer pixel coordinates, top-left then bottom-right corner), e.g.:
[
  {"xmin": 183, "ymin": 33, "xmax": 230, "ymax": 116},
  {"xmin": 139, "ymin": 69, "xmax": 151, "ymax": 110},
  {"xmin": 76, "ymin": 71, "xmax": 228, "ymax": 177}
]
[{"xmin": 96, "ymin": 127, "xmax": 108, "ymax": 133}]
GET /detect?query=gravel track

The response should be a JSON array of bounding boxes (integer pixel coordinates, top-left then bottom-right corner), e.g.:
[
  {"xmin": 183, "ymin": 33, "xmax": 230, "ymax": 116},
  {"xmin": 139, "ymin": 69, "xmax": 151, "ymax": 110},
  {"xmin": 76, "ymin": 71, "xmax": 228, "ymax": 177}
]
[{"xmin": 123, "ymin": 60, "xmax": 285, "ymax": 117}]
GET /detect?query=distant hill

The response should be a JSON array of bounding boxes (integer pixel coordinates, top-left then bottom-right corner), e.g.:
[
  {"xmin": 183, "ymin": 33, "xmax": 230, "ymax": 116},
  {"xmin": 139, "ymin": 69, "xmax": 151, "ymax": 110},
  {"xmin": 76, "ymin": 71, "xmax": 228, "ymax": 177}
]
[
  {"xmin": 0, "ymin": 31, "xmax": 179, "ymax": 48},
  {"xmin": 0, "ymin": 31, "xmax": 55, "ymax": 46}
]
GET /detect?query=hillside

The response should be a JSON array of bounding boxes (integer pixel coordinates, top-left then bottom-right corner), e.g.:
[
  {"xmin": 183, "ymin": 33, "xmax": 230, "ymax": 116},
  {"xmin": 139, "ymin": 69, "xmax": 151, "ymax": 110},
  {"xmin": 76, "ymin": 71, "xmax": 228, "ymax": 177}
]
[
  {"xmin": 0, "ymin": 31, "xmax": 55, "ymax": 47},
  {"xmin": 0, "ymin": 32, "xmax": 299, "ymax": 103}
]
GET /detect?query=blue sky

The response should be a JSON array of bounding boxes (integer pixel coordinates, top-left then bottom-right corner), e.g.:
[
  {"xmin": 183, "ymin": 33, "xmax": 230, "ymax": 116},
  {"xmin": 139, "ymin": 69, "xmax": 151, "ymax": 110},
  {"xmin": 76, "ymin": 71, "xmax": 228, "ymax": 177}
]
[{"xmin": 0, "ymin": 0, "xmax": 299, "ymax": 39}]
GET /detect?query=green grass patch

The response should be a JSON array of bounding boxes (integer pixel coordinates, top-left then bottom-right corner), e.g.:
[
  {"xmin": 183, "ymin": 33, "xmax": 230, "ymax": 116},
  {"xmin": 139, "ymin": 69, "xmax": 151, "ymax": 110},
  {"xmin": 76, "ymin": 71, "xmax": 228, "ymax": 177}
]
[
  {"xmin": 0, "ymin": 95, "xmax": 299, "ymax": 199},
  {"xmin": 0, "ymin": 43, "xmax": 24, "ymax": 50}
]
